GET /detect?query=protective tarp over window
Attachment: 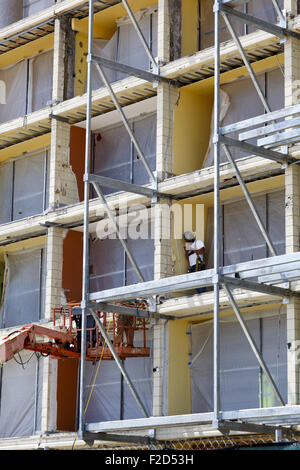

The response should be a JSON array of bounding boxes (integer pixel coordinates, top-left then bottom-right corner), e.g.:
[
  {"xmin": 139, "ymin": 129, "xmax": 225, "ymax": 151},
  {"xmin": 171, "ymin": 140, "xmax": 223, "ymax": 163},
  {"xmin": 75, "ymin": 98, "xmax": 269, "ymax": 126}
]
[
  {"xmin": 199, "ymin": 0, "xmax": 284, "ymax": 50},
  {"xmin": 91, "ymin": 6, "xmax": 158, "ymax": 89},
  {"xmin": 0, "ymin": 149, "xmax": 49, "ymax": 224},
  {"xmin": 0, "ymin": 0, "xmax": 23, "ymax": 29},
  {"xmin": 223, "ymin": 190, "xmax": 285, "ymax": 265},
  {"xmin": 205, "ymin": 189, "xmax": 285, "ymax": 269},
  {"xmin": 84, "ymin": 328, "xmax": 153, "ymax": 423},
  {"xmin": 0, "ymin": 161, "xmax": 13, "ymax": 224},
  {"xmin": 23, "ymin": 0, "xmax": 54, "ymax": 17},
  {"xmin": 28, "ymin": 50, "xmax": 54, "ymax": 112},
  {"xmin": 0, "ymin": 50, "xmax": 53, "ymax": 124},
  {"xmin": 93, "ymin": 112, "xmax": 156, "ymax": 195},
  {"xmin": 203, "ymin": 68, "xmax": 284, "ymax": 168},
  {"xmin": 0, "ymin": 246, "xmax": 46, "ymax": 328},
  {"xmin": 90, "ymin": 217, "xmax": 154, "ymax": 293},
  {"xmin": 0, "ymin": 61, "xmax": 28, "ymax": 123},
  {"xmin": 0, "ymin": 351, "xmax": 44, "ymax": 438},
  {"xmin": 190, "ymin": 311, "xmax": 287, "ymax": 413}
]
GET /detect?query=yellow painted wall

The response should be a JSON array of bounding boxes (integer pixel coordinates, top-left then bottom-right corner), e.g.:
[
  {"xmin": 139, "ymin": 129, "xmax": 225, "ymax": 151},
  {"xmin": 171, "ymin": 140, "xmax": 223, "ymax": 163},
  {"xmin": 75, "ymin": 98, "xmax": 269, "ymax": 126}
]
[
  {"xmin": 0, "ymin": 236, "xmax": 46, "ymax": 259},
  {"xmin": 0, "ymin": 134, "xmax": 51, "ymax": 164},
  {"xmin": 74, "ymin": 32, "xmax": 89, "ymax": 97},
  {"xmin": 0, "ymin": 35, "xmax": 54, "ymax": 68},
  {"xmin": 74, "ymin": 0, "xmax": 158, "ymax": 39},
  {"xmin": 172, "ymin": 54, "xmax": 284, "ymax": 177},
  {"xmin": 168, "ymin": 318, "xmax": 192, "ymax": 415},
  {"xmin": 73, "ymin": 1, "xmax": 158, "ymax": 96},
  {"xmin": 181, "ymin": 175, "xmax": 285, "ymax": 209},
  {"xmin": 182, "ymin": 0, "xmax": 199, "ymax": 57},
  {"xmin": 173, "ymin": 87, "xmax": 213, "ymax": 175}
]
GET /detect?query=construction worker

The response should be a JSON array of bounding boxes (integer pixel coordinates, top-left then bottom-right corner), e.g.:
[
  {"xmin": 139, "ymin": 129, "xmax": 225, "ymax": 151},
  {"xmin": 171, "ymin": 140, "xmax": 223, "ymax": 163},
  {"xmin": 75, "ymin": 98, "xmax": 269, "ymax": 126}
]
[
  {"xmin": 73, "ymin": 311, "xmax": 96, "ymax": 352},
  {"xmin": 184, "ymin": 230, "xmax": 206, "ymax": 294},
  {"xmin": 115, "ymin": 314, "xmax": 135, "ymax": 348}
]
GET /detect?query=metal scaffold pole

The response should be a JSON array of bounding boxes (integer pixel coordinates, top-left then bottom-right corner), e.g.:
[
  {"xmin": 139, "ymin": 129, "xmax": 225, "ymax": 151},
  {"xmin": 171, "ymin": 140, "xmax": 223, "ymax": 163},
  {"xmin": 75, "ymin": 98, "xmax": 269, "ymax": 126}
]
[
  {"xmin": 79, "ymin": 0, "xmax": 94, "ymax": 438},
  {"xmin": 213, "ymin": 0, "xmax": 221, "ymax": 425}
]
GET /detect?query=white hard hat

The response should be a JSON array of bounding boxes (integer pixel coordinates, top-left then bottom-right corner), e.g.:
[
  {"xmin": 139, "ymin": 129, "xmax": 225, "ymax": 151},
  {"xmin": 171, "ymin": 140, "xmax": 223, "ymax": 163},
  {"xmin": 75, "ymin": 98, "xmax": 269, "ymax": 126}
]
[{"xmin": 184, "ymin": 231, "xmax": 195, "ymax": 241}]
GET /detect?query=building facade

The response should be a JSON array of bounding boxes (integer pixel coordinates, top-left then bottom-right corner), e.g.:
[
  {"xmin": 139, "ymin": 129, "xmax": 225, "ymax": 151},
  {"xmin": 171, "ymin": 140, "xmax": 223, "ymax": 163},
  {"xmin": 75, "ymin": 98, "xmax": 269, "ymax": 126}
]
[{"xmin": 0, "ymin": 0, "xmax": 300, "ymax": 450}]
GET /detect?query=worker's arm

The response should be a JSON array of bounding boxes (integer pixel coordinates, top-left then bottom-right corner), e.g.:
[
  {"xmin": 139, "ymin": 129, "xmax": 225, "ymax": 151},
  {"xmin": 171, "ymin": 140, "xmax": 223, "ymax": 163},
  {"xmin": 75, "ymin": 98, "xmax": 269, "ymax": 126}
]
[
  {"xmin": 184, "ymin": 247, "xmax": 191, "ymax": 260},
  {"xmin": 191, "ymin": 247, "xmax": 205, "ymax": 256},
  {"xmin": 189, "ymin": 240, "xmax": 205, "ymax": 258}
]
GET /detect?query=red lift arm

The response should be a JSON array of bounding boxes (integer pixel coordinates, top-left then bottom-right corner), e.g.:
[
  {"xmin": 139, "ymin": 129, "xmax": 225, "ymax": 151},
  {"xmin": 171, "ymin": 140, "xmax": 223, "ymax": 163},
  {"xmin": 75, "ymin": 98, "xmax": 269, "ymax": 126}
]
[
  {"xmin": 0, "ymin": 304, "xmax": 150, "ymax": 365},
  {"xmin": 0, "ymin": 324, "xmax": 78, "ymax": 364}
]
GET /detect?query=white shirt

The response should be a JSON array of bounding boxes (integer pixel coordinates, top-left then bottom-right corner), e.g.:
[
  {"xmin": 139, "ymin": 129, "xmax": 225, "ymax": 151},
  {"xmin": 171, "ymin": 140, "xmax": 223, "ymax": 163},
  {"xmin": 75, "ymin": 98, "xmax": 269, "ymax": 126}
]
[{"xmin": 185, "ymin": 240, "xmax": 205, "ymax": 266}]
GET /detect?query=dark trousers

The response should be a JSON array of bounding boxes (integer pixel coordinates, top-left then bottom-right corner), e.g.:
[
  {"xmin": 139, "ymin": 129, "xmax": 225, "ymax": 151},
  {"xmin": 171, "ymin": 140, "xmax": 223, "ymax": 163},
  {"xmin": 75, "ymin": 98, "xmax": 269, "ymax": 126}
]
[{"xmin": 188, "ymin": 264, "xmax": 206, "ymax": 294}]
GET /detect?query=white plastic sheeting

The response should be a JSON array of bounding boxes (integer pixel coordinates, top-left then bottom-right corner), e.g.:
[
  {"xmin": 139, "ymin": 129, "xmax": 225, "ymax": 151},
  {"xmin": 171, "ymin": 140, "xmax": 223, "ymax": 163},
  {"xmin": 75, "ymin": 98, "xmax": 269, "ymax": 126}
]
[
  {"xmin": 0, "ymin": 246, "xmax": 46, "ymax": 328},
  {"xmin": 0, "ymin": 149, "xmax": 49, "ymax": 224},
  {"xmin": 91, "ymin": 38, "xmax": 118, "ymax": 91},
  {"xmin": 93, "ymin": 112, "xmax": 156, "ymax": 195},
  {"xmin": 0, "ymin": 0, "xmax": 23, "ymax": 29},
  {"xmin": 90, "ymin": 237, "xmax": 125, "ymax": 292},
  {"xmin": 84, "ymin": 329, "xmax": 153, "ymax": 423},
  {"xmin": 90, "ymin": 218, "xmax": 154, "ymax": 292},
  {"xmin": 190, "ymin": 310, "xmax": 287, "ymax": 413},
  {"xmin": 0, "ymin": 60, "xmax": 28, "ymax": 123},
  {"xmin": 116, "ymin": 7, "xmax": 158, "ymax": 78},
  {"xmin": 203, "ymin": 68, "xmax": 284, "ymax": 168},
  {"xmin": 91, "ymin": 7, "xmax": 158, "ymax": 89},
  {"xmin": 0, "ymin": 161, "xmax": 13, "ymax": 224},
  {"xmin": 13, "ymin": 151, "xmax": 49, "ymax": 220},
  {"xmin": 23, "ymin": 0, "xmax": 54, "ymax": 17},
  {"xmin": 204, "ymin": 189, "xmax": 285, "ymax": 269},
  {"xmin": 0, "ymin": 50, "xmax": 53, "ymax": 124},
  {"xmin": 0, "ymin": 0, "xmax": 54, "ymax": 29},
  {"xmin": 0, "ymin": 351, "xmax": 44, "ymax": 438},
  {"xmin": 223, "ymin": 190, "xmax": 285, "ymax": 266},
  {"xmin": 88, "ymin": 224, "xmax": 154, "ymax": 422},
  {"xmin": 199, "ymin": 0, "xmax": 284, "ymax": 50},
  {"xmin": 28, "ymin": 50, "xmax": 54, "ymax": 113}
]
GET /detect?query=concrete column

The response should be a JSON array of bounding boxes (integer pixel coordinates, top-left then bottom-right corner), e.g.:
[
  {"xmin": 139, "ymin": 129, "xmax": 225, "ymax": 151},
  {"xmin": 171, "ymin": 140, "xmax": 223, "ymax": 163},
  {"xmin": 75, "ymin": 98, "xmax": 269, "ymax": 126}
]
[
  {"xmin": 156, "ymin": 83, "xmax": 180, "ymax": 180},
  {"xmin": 41, "ymin": 226, "xmax": 66, "ymax": 432},
  {"xmin": 157, "ymin": 0, "xmax": 170, "ymax": 65},
  {"xmin": 49, "ymin": 17, "xmax": 79, "ymax": 209},
  {"xmin": 152, "ymin": 0, "xmax": 179, "ymax": 417},
  {"xmin": 285, "ymin": 0, "xmax": 300, "ymax": 405},
  {"xmin": 41, "ymin": 16, "xmax": 76, "ymax": 433},
  {"xmin": 285, "ymin": 0, "xmax": 299, "ymax": 15},
  {"xmin": 44, "ymin": 226, "xmax": 67, "ymax": 319},
  {"xmin": 40, "ymin": 357, "xmax": 58, "ymax": 433},
  {"xmin": 49, "ymin": 119, "xmax": 79, "ymax": 208},
  {"xmin": 52, "ymin": 18, "xmax": 66, "ymax": 104}
]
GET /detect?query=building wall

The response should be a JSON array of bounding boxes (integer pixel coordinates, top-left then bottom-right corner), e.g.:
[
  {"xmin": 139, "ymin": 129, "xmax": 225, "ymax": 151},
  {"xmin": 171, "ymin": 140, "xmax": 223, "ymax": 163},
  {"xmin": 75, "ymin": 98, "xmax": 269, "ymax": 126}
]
[{"xmin": 0, "ymin": 0, "xmax": 299, "ymax": 443}]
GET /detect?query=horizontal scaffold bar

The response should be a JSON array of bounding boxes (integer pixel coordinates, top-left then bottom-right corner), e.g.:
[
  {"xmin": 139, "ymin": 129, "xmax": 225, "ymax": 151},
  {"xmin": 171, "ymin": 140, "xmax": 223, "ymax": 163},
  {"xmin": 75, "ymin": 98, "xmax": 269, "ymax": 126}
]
[
  {"xmin": 221, "ymin": 104, "xmax": 300, "ymax": 135},
  {"xmin": 86, "ymin": 173, "xmax": 177, "ymax": 200},
  {"xmin": 89, "ymin": 252, "xmax": 300, "ymax": 303},
  {"xmin": 219, "ymin": 135, "xmax": 297, "ymax": 164},
  {"xmin": 90, "ymin": 54, "xmax": 179, "ymax": 87},
  {"xmin": 86, "ymin": 405, "xmax": 300, "ymax": 433},
  {"xmin": 221, "ymin": 275, "xmax": 300, "ymax": 298},
  {"xmin": 72, "ymin": 302, "xmax": 175, "ymax": 320},
  {"xmin": 219, "ymin": 3, "xmax": 300, "ymax": 40}
]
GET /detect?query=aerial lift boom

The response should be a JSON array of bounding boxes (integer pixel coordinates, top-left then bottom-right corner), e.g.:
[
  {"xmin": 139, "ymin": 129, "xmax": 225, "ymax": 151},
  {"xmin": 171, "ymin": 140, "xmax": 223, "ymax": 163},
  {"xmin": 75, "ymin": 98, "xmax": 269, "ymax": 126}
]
[{"xmin": 0, "ymin": 304, "xmax": 150, "ymax": 365}]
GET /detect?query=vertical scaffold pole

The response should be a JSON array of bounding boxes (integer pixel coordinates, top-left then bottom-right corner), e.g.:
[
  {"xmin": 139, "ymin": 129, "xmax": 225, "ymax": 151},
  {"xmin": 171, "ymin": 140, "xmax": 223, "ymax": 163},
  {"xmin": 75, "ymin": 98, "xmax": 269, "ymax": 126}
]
[
  {"xmin": 213, "ymin": 0, "xmax": 221, "ymax": 425},
  {"xmin": 79, "ymin": 0, "xmax": 94, "ymax": 438}
]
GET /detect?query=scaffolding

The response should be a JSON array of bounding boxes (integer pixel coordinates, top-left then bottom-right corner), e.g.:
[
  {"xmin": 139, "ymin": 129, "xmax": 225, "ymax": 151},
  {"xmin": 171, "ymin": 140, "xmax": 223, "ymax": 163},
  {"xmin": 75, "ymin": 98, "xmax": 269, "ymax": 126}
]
[{"xmin": 77, "ymin": 0, "xmax": 300, "ymax": 445}]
